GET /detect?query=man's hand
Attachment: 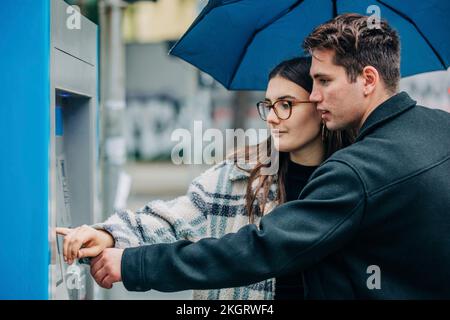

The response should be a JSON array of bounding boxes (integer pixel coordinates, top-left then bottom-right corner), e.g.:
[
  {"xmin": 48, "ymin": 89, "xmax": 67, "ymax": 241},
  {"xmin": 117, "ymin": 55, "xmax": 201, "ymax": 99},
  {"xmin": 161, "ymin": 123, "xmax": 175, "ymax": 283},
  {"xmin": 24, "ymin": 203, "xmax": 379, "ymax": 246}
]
[
  {"xmin": 90, "ymin": 248, "xmax": 124, "ymax": 289},
  {"xmin": 56, "ymin": 225, "xmax": 115, "ymax": 265}
]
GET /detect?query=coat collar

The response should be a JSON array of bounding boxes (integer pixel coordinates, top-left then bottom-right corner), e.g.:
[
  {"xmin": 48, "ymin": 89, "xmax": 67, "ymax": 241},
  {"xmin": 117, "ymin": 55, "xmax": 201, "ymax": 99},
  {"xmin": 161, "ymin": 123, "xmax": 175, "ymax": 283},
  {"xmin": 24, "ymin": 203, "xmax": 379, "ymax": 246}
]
[{"xmin": 356, "ymin": 91, "xmax": 417, "ymax": 142}]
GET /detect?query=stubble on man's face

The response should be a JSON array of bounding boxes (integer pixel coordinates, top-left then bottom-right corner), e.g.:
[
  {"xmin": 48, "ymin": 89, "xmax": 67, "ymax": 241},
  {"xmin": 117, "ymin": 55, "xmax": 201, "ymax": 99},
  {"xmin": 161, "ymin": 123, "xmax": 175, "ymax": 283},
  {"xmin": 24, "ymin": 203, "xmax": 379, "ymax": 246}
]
[{"xmin": 310, "ymin": 49, "xmax": 367, "ymax": 131}]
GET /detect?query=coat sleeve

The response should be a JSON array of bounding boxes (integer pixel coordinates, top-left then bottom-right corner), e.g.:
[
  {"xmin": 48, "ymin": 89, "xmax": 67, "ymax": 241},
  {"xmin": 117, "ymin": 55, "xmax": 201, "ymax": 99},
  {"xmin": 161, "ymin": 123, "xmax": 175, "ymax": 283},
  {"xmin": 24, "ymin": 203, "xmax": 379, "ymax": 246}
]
[
  {"xmin": 120, "ymin": 160, "xmax": 367, "ymax": 292},
  {"xmin": 91, "ymin": 167, "xmax": 217, "ymax": 249}
]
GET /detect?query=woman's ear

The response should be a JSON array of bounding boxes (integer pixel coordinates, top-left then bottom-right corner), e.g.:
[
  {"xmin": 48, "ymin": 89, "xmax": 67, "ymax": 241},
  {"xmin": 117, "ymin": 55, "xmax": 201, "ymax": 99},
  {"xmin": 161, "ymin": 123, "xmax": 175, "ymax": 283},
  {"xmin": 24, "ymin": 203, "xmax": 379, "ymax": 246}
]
[{"xmin": 362, "ymin": 66, "xmax": 379, "ymax": 96}]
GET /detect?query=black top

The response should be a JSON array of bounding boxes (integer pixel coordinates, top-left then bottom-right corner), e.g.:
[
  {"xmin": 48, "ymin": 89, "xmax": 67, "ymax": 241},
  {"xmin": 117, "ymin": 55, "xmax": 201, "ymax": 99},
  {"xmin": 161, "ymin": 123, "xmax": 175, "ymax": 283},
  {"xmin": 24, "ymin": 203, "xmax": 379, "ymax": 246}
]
[{"xmin": 275, "ymin": 159, "xmax": 318, "ymax": 300}]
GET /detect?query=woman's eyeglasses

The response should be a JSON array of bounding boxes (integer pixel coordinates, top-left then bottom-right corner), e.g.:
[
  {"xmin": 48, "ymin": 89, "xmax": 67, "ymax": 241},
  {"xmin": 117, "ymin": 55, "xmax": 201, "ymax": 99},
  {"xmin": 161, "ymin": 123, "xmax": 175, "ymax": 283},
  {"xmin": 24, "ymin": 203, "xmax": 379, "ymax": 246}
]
[{"xmin": 256, "ymin": 99, "xmax": 312, "ymax": 121}]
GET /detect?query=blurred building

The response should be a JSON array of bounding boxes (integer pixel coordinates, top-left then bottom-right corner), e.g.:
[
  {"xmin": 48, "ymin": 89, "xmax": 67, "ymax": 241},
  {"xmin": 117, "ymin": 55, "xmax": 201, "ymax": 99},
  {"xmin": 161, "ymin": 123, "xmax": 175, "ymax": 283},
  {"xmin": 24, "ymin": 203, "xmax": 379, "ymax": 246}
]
[{"xmin": 123, "ymin": 0, "xmax": 198, "ymax": 43}]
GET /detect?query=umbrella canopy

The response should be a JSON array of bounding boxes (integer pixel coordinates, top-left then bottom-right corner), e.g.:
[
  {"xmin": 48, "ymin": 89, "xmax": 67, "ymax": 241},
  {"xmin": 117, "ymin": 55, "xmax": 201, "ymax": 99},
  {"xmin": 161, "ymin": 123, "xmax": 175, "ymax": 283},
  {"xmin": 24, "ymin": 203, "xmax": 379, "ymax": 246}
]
[{"xmin": 169, "ymin": 0, "xmax": 450, "ymax": 91}]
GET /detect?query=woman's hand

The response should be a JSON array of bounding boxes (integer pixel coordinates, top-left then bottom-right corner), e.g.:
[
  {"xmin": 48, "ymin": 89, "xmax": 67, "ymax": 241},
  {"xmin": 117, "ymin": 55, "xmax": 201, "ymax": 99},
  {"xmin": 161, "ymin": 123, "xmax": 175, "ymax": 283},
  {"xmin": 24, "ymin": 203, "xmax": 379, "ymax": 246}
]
[{"xmin": 56, "ymin": 225, "xmax": 115, "ymax": 265}]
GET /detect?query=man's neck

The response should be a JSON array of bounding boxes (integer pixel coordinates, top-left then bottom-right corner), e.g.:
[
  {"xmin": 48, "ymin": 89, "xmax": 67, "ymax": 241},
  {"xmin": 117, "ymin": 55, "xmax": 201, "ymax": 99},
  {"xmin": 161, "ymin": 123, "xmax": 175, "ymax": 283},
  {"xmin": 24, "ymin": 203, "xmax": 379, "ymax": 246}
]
[{"xmin": 358, "ymin": 90, "xmax": 397, "ymax": 130}]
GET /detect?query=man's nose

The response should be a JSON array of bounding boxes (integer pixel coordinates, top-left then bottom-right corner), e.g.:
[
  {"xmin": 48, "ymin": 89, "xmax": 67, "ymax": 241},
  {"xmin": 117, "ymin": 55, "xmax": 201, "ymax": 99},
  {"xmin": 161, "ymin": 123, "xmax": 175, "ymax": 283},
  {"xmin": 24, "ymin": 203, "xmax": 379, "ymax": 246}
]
[{"xmin": 309, "ymin": 87, "xmax": 322, "ymax": 103}]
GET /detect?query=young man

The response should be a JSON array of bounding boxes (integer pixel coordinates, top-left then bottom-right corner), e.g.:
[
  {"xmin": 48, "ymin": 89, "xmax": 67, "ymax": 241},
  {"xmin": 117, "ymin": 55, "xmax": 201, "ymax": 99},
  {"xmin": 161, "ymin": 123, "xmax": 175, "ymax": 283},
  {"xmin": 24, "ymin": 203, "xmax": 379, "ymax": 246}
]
[{"xmin": 64, "ymin": 14, "xmax": 450, "ymax": 298}]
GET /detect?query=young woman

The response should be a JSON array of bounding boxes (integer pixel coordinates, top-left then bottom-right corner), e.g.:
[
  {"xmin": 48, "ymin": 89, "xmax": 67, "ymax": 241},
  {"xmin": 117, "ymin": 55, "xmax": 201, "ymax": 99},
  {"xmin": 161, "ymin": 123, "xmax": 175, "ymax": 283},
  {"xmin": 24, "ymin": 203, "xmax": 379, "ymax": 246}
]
[{"xmin": 57, "ymin": 57, "xmax": 355, "ymax": 299}]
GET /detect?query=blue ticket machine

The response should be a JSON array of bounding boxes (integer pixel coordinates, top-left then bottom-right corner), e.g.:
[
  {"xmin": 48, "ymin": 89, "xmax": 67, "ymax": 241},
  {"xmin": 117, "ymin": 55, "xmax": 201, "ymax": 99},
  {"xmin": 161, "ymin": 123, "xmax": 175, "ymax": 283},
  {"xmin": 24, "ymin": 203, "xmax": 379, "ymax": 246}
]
[{"xmin": 0, "ymin": 0, "xmax": 98, "ymax": 299}]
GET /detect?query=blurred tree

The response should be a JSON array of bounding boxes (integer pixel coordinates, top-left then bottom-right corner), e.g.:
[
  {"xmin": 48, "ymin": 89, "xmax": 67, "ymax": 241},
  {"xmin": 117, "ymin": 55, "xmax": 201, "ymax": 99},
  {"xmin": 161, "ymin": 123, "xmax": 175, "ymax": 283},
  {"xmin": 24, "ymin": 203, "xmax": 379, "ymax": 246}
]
[{"xmin": 232, "ymin": 91, "xmax": 251, "ymax": 130}]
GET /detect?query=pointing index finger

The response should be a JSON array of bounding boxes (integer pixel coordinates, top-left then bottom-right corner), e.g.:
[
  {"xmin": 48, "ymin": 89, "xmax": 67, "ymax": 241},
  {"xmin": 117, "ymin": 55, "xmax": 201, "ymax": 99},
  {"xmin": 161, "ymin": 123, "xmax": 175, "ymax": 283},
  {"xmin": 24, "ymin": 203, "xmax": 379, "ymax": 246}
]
[{"xmin": 56, "ymin": 227, "xmax": 72, "ymax": 236}]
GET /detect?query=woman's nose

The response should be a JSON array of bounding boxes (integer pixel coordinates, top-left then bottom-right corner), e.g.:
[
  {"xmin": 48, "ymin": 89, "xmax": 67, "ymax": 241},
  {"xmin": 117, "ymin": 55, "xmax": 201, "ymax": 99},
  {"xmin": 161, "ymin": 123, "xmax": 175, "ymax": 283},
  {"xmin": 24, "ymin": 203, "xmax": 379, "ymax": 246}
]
[{"xmin": 266, "ymin": 108, "xmax": 280, "ymax": 124}]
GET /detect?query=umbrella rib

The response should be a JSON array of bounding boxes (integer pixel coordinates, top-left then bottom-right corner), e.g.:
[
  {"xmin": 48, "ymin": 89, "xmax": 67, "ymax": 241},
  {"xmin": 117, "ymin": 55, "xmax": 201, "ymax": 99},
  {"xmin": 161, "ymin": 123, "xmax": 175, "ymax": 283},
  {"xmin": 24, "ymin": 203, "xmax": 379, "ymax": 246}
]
[
  {"xmin": 227, "ymin": 0, "xmax": 307, "ymax": 89},
  {"xmin": 376, "ymin": 0, "xmax": 447, "ymax": 70}
]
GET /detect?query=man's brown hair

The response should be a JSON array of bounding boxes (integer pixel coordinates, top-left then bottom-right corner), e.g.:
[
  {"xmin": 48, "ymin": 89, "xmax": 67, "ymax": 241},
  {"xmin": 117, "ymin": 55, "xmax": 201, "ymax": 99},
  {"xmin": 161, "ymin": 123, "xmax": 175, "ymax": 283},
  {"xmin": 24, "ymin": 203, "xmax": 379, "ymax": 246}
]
[{"xmin": 303, "ymin": 13, "xmax": 400, "ymax": 93}]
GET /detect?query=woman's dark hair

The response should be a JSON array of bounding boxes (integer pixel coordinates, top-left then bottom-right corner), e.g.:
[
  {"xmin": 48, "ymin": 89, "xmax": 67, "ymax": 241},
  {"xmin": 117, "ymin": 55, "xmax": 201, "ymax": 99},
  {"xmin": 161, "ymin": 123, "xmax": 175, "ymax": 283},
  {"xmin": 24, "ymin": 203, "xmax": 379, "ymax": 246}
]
[
  {"xmin": 269, "ymin": 56, "xmax": 313, "ymax": 93},
  {"xmin": 231, "ymin": 57, "xmax": 356, "ymax": 223}
]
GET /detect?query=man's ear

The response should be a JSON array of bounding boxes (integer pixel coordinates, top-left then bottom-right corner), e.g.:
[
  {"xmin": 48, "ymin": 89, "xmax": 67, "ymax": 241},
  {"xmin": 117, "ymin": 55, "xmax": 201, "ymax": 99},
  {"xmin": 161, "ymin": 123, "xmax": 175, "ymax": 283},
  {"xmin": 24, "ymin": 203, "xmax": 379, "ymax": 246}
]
[{"xmin": 361, "ymin": 66, "xmax": 379, "ymax": 96}]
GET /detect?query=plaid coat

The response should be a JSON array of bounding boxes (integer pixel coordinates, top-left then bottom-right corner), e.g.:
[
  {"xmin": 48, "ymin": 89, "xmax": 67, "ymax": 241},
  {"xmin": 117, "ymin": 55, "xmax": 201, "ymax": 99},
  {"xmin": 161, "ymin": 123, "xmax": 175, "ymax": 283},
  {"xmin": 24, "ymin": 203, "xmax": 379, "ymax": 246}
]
[{"xmin": 94, "ymin": 160, "xmax": 280, "ymax": 300}]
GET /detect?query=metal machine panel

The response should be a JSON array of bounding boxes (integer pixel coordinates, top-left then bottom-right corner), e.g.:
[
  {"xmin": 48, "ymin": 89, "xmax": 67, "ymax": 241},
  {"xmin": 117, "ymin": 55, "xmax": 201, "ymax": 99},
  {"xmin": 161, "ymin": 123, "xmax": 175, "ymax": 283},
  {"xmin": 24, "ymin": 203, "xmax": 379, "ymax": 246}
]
[{"xmin": 50, "ymin": 0, "xmax": 98, "ymax": 300}]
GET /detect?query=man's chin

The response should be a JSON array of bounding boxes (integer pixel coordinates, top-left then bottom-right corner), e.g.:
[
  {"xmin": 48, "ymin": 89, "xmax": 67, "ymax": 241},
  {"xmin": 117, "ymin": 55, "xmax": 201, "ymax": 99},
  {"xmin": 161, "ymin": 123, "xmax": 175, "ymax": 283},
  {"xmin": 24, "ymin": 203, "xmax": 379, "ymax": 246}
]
[
  {"xmin": 324, "ymin": 121, "xmax": 338, "ymax": 131},
  {"xmin": 324, "ymin": 120, "xmax": 349, "ymax": 131}
]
